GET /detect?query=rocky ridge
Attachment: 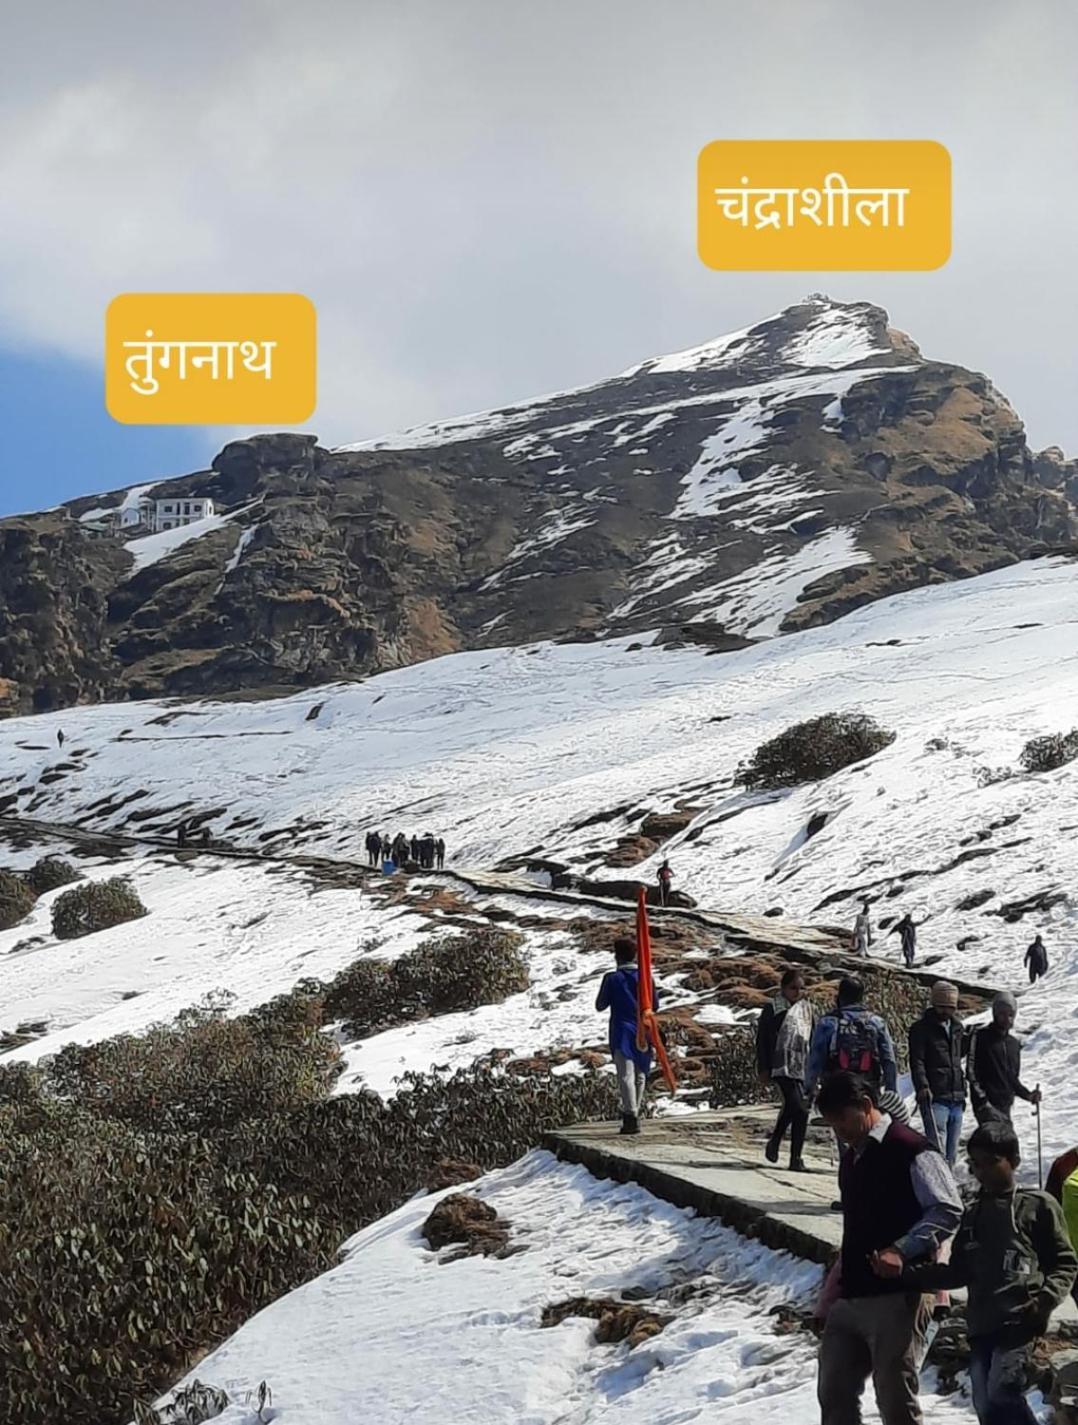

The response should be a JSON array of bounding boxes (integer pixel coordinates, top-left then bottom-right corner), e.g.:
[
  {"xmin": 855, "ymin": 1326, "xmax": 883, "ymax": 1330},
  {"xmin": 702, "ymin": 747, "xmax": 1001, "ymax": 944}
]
[{"xmin": 1, "ymin": 296, "xmax": 1075, "ymax": 714}]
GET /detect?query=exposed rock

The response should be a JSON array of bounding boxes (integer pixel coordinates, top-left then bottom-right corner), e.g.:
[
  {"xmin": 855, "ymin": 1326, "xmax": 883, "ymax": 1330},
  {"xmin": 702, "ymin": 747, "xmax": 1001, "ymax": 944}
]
[{"xmin": 3, "ymin": 299, "xmax": 1077, "ymax": 713}]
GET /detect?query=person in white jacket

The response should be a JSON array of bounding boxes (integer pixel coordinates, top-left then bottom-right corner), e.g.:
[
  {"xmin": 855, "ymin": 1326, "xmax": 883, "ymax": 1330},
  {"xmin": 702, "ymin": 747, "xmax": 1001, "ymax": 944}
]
[{"xmin": 853, "ymin": 900, "xmax": 874, "ymax": 957}]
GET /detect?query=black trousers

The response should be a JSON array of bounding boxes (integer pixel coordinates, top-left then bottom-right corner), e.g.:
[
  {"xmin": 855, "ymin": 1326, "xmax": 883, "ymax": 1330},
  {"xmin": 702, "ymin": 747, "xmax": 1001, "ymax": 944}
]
[{"xmin": 770, "ymin": 1075, "xmax": 808, "ymax": 1162}]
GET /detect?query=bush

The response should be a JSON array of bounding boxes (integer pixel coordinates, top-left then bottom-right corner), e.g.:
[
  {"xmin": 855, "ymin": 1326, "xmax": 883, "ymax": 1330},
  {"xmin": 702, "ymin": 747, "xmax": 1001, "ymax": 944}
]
[
  {"xmin": 51, "ymin": 877, "xmax": 147, "ymax": 939},
  {"xmin": 41, "ymin": 994, "xmax": 341, "ymax": 1135},
  {"xmin": 0, "ymin": 995, "xmax": 617, "ymax": 1425},
  {"xmin": 0, "ymin": 1098, "xmax": 327, "ymax": 1425},
  {"xmin": 736, "ymin": 712, "xmax": 896, "ymax": 791},
  {"xmin": 399, "ymin": 929, "xmax": 530, "ymax": 1014},
  {"xmin": 0, "ymin": 869, "xmax": 37, "ymax": 930},
  {"xmin": 323, "ymin": 928, "xmax": 530, "ymax": 1038},
  {"xmin": 24, "ymin": 855, "xmax": 80, "ymax": 895},
  {"xmin": 1020, "ymin": 730, "xmax": 1078, "ymax": 774}
]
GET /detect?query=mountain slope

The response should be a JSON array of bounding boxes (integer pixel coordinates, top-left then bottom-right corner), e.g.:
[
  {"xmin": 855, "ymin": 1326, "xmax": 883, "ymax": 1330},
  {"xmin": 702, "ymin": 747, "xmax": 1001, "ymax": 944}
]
[{"xmin": 1, "ymin": 297, "xmax": 1075, "ymax": 715}]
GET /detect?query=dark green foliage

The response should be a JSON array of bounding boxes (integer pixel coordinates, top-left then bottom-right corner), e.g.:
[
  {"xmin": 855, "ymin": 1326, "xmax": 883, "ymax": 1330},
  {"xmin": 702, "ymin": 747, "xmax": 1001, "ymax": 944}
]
[
  {"xmin": 0, "ymin": 991, "xmax": 617, "ymax": 1425},
  {"xmin": 41, "ymin": 993, "xmax": 341, "ymax": 1135},
  {"xmin": 24, "ymin": 855, "xmax": 80, "ymax": 895},
  {"xmin": 323, "ymin": 928, "xmax": 530, "ymax": 1038},
  {"xmin": 0, "ymin": 869, "xmax": 37, "ymax": 931},
  {"xmin": 1020, "ymin": 730, "xmax": 1078, "ymax": 774},
  {"xmin": 736, "ymin": 712, "xmax": 896, "ymax": 791},
  {"xmin": 51, "ymin": 877, "xmax": 148, "ymax": 939}
]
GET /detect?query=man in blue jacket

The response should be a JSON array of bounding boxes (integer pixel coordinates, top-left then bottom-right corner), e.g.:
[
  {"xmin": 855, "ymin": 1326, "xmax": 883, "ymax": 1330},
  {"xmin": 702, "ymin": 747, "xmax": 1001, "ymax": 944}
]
[
  {"xmin": 806, "ymin": 976, "xmax": 899, "ymax": 1100},
  {"xmin": 596, "ymin": 937, "xmax": 659, "ymax": 1136}
]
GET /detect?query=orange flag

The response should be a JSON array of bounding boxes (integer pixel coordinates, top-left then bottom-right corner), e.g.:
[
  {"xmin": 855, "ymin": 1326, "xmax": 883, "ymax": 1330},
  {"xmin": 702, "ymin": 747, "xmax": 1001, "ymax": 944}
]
[{"xmin": 635, "ymin": 885, "xmax": 678, "ymax": 1092}]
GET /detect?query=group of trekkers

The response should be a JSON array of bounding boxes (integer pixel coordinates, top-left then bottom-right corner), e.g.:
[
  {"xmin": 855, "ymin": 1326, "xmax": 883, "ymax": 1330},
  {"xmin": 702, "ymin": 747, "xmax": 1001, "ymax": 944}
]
[
  {"xmin": 364, "ymin": 829, "xmax": 446, "ymax": 872},
  {"xmin": 756, "ymin": 970, "xmax": 1069, "ymax": 1424},
  {"xmin": 852, "ymin": 900, "xmax": 1050, "ymax": 984},
  {"xmin": 596, "ymin": 912, "xmax": 1071, "ymax": 1425}
]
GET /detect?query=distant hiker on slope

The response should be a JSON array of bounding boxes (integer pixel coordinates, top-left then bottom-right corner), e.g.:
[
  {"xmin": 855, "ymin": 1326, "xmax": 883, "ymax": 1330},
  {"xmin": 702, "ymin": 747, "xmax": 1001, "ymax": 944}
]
[
  {"xmin": 656, "ymin": 858, "xmax": 673, "ymax": 907},
  {"xmin": 853, "ymin": 900, "xmax": 874, "ymax": 957},
  {"xmin": 816, "ymin": 1072, "xmax": 961, "ymax": 1425},
  {"xmin": 56, "ymin": 729, "xmax": 65, "ymax": 749},
  {"xmin": 756, "ymin": 968, "xmax": 814, "ymax": 1172},
  {"xmin": 1024, "ymin": 934, "xmax": 1048, "ymax": 984},
  {"xmin": 898, "ymin": 1119, "xmax": 1076, "ymax": 1425},
  {"xmin": 967, "ymin": 991, "xmax": 1041, "ymax": 1129},
  {"xmin": 366, "ymin": 831, "xmax": 381, "ymax": 868},
  {"xmin": 889, "ymin": 913, "xmax": 917, "ymax": 968},
  {"xmin": 806, "ymin": 976, "xmax": 899, "ymax": 1101},
  {"xmin": 409, "ymin": 834, "xmax": 419, "ymax": 865},
  {"xmin": 595, "ymin": 936, "xmax": 660, "ymax": 1136},
  {"xmin": 436, "ymin": 836, "xmax": 446, "ymax": 870},
  {"xmin": 909, "ymin": 982, "xmax": 967, "ymax": 1167}
]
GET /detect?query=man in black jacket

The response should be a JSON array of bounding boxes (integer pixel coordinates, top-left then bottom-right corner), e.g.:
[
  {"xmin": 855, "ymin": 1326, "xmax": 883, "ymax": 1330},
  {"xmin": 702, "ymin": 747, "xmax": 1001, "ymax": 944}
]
[
  {"xmin": 1025, "ymin": 935, "xmax": 1048, "ymax": 984},
  {"xmin": 908, "ymin": 982, "xmax": 966, "ymax": 1166},
  {"xmin": 816, "ymin": 1072, "xmax": 962, "ymax": 1425},
  {"xmin": 756, "ymin": 968, "xmax": 814, "ymax": 1172},
  {"xmin": 968, "ymin": 991, "xmax": 1041, "ymax": 1128}
]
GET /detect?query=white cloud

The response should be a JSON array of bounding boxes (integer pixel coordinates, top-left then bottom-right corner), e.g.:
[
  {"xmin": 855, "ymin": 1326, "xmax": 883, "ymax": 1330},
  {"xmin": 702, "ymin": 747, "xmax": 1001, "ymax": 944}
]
[{"xmin": 0, "ymin": 0, "xmax": 1076, "ymax": 453}]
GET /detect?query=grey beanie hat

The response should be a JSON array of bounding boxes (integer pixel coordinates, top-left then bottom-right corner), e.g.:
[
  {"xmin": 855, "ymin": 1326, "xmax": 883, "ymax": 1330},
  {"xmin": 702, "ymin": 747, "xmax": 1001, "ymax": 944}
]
[{"xmin": 993, "ymin": 990, "xmax": 1018, "ymax": 1014}]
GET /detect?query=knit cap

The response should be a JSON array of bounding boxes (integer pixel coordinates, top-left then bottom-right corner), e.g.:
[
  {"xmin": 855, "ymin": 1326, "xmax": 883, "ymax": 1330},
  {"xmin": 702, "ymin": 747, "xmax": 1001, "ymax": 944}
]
[
  {"xmin": 931, "ymin": 980, "xmax": 959, "ymax": 1009},
  {"xmin": 993, "ymin": 990, "xmax": 1018, "ymax": 1014}
]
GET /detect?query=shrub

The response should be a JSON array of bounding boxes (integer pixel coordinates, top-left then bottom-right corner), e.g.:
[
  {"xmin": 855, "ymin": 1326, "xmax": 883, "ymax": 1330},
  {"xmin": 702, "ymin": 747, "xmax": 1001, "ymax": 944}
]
[
  {"xmin": 1020, "ymin": 730, "xmax": 1078, "ymax": 774},
  {"xmin": 51, "ymin": 877, "xmax": 147, "ymax": 939},
  {"xmin": 399, "ymin": 929, "xmax": 529, "ymax": 1015},
  {"xmin": 41, "ymin": 994, "xmax": 341, "ymax": 1135},
  {"xmin": 0, "ymin": 1099, "xmax": 327, "ymax": 1425},
  {"xmin": 23, "ymin": 855, "xmax": 80, "ymax": 895},
  {"xmin": 736, "ymin": 712, "xmax": 896, "ymax": 791},
  {"xmin": 0, "ymin": 996, "xmax": 617, "ymax": 1425},
  {"xmin": 323, "ymin": 928, "xmax": 530, "ymax": 1038},
  {"xmin": 0, "ymin": 869, "xmax": 37, "ymax": 930}
]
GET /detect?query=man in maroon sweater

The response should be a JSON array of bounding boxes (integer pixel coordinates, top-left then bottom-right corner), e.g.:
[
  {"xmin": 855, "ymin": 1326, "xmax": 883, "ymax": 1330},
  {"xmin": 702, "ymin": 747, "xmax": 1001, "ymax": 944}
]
[{"xmin": 817, "ymin": 1072, "xmax": 962, "ymax": 1425}]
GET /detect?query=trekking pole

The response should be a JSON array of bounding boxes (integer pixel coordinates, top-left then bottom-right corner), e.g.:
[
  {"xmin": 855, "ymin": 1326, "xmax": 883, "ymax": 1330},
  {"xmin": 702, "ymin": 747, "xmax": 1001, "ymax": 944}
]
[{"xmin": 1035, "ymin": 1085, "xmax": 1044, "ymax": 1189}]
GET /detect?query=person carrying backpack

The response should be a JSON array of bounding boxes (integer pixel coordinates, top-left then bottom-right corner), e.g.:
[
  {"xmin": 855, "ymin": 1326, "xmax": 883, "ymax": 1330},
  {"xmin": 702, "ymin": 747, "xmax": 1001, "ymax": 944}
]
[
  {"xmin": 897, "ymin": 1119, "xmax": 1077, "ymax": 1425},
  {"xmin": 756, "ymin": 968, "xmax": 815, "ymax": 1172},
  {"xmin": 806, "ymin": 976, "xmax": 899, "ymax": 1100}
]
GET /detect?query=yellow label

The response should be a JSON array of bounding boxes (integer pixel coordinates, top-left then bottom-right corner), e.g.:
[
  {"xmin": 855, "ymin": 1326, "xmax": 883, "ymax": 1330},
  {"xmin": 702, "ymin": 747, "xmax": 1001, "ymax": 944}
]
[
  {"xmin": 106, "ymin": 292, "xmax": 317, "ymax": 424},
  {"xmin": 697, "ymin": 140, "xmax": 951, "ymax": 271}
]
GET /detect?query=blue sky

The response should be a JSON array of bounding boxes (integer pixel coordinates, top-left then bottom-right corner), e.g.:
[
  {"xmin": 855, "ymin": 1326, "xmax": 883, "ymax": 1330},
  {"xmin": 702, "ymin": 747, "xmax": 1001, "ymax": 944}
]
[{"xmin": 0, "ymin": 349, "xmax": 211, "ymax": 516}]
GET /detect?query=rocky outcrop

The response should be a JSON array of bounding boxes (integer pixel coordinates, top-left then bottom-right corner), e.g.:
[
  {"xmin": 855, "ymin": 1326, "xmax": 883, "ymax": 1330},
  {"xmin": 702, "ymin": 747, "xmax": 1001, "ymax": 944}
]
[{"xmin": 1, "ymin": 299, "xmax": 1076, "ymax": 714}]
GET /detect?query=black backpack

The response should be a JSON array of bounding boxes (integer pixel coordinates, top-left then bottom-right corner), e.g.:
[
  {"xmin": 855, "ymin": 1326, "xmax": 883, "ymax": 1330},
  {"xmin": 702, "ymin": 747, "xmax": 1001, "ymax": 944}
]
[{"xmin": 828, "ymin": 1010, "xmax": 882, "ymax": 1084}]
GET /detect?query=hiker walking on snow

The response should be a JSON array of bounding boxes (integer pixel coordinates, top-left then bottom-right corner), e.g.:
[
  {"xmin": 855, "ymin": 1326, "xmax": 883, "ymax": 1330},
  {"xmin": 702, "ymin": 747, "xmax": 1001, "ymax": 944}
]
[
  {"xmin": 1024, "ymin": 934, "xmax": 1048, "ymax": 984},
  {"xmin": 967, "ymin": 991, "xmax": 1041, "ymax": 1129},
  {"xmin": 816, "ymin": 1072, "xmax": 962, "ymax": 1425},
  {"xmin": 756, "ymin": 968, "xmax": 815, "ymax": 1172},
  {"xmin": 409, "ymin": 835, "xmax": 419, "ymax": 866},
  {"xmin": 853, "ymin": 900, "xmax": 873, "ymax": 957},
  {"xmin": 898, "ymin": 1119, "xmax": 1076, "ymax": 1425},
  {"xmin": 656, "ymin": 859, "xmax": 673, "ymax": 907},
  {"xmin": 436, "ymin": 836, "xmax": 445, "ymax": 870},
  {"xmin": 909, "ymin": 981, "xmax": 967, "ymax": 1167},
  {"xmin": 889, "ymin": 914, "xmax": 917, "ymax": 968},
  {"xmin": 56, "ymin": 728, "xmax": 65, "ymax": 749},
  {"xmin": 806, "ymin": 976, "xmax": 899, "ymax": 1101},
  {"xmin": 365, "ymin": 831, "xmax": 380, "ymax": 868},
  {"xmin": 595, "ymin": 936, "xmax": 660, "ymax": 1136}
]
